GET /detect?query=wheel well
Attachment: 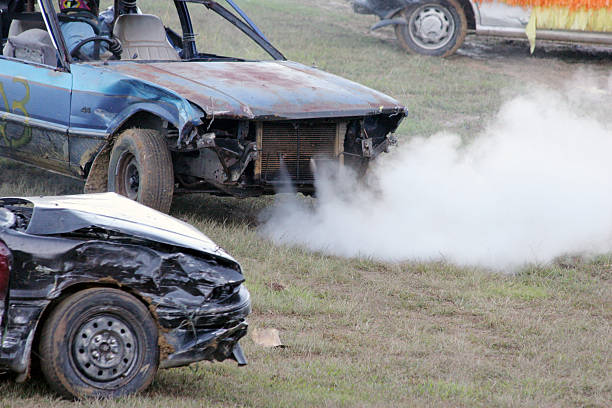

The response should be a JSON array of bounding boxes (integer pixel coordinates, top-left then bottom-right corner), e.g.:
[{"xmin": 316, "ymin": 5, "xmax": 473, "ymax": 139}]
[
  {"xmin": 31, "ymin": 282, "xmax": 159, "ymax": 374},
  {"xmin": 391, "ymin": 0, "xmax": 476, "ymax": 30},
  {"xmin": 456, "ymin": 0, "xmax": 476, "ymax": 30},
  {"xmin": 115, "ymin": 112, "xmax": 166, "ymax": 135},
  {"xmin": 83, "ymin": 111, "xmax": 168, "ymax": 193}
]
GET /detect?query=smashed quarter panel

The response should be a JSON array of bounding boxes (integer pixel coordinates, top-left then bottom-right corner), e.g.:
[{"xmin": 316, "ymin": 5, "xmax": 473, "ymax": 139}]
[{"xmin": 0, "ymin": 193, "xmax": 250, "ymax": 399}]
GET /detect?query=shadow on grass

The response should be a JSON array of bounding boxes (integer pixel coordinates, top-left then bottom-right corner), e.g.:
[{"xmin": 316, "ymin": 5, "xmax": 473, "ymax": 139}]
[
  {"xmin": 1, "ymin": 160, "xmax": 274, "ymax": 227},
  {"xmin": 1, "ymin": 366, "xmax": 246, "ymax": 403},
  {"xmin": 141, "ymin": 365, "xmax": 252, "ymax": 403},
  {"xmin": 171, "ymin": 194, "xmax": 275, "ymax": 228}
]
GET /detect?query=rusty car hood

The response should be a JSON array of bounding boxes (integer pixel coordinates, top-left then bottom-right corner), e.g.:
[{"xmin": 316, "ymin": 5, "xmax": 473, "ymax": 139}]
[
  {"xmin": 101, "ymin": 60, "xmax": 405, "ymax": 120},
  {"xmin": 2, "ymin": 193, "xmax": 235, "ymax": 261}
]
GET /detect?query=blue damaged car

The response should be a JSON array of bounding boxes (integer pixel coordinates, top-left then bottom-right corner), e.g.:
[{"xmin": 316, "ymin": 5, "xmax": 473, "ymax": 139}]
[{"xmin": 0, "ymin": 0, "xmax": 406, "ymax": 212}]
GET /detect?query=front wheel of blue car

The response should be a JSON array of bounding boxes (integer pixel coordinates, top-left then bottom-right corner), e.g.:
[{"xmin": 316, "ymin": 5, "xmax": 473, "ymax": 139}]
[
  {"xmin": 108, "ymin": 128, "xmax": 174, "ymax": 213},
  {"xmin": 39, "ymin": 288, "xmax": 159, "ymax": 399}
]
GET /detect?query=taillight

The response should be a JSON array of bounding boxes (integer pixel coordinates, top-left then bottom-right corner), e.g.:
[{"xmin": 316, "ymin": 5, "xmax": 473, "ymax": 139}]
[{"xmin": 0, "ymin": 241, "xmax": 10, "ymax": 297}]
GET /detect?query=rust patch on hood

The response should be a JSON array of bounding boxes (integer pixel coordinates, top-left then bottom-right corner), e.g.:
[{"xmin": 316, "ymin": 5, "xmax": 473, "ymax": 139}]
[{"xmin": 101, "ymin": 60, "xmax": 405, "ymax": 120}]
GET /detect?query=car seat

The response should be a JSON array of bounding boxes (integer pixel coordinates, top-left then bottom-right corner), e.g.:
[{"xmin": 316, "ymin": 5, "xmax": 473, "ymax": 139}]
[
  {"xmin": 112, "ymin": 14, "xmax": 179, "ymax": 61},
  {"xmin": 3, "ymin": 28, "xmax": 56, "ymax": 65},
  {"xmin": 8, "ymin": 18, "xmax": 45, "ymax": 37}
]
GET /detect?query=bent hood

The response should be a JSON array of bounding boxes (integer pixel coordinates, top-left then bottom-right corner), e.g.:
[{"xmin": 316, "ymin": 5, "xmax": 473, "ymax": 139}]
[
  {"xmin": 3, "ymin": 193, "xmax": 235, "ymax": 262},
  {"xmin": 102, "ymin": 60, "xmax": 406, "ymax": 120}
]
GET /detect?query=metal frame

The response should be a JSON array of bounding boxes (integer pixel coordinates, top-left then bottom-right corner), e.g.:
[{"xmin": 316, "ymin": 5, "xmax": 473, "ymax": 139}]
[
  {"xmin": 177, "ymin": 0, "xmax": 285, "ymax": 60},
  {"xmin": 37, "ymin": 0, "xmax": 70, "ymax": 69}
]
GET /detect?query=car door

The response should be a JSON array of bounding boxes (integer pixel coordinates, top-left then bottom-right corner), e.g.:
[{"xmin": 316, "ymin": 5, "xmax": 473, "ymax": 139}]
[
  {"xmin": 476, "ymin": 0, "xmax": 530, "ymax": 29},
  {"xmin": 0, "ymin": 2, "xmax": 72, "ymax": 175},
  {"xmin": 0, "ymin": 60, "xmax": 72, "ymax": 173}
]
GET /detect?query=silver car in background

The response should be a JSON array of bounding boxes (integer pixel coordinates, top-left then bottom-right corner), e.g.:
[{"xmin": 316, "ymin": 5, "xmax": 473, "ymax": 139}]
[{"xmin": 353, "ymin": 0, "xmax": 612, "ymax": 56}]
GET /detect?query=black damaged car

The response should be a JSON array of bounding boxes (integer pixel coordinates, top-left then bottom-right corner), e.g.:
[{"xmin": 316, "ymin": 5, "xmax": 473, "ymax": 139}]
[{"xmin": 0, "ymin": 192, "xmax": 250, "ymax": 398}]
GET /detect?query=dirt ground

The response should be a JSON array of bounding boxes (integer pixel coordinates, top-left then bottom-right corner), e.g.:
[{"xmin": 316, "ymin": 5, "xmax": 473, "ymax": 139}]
[
  {"xmin": 458, "ymin": 36, "xmax": 612, "ymax": 89},
  {"xmin": 370, "ymin": 28, "xmax": 612, "ymax": 89}
]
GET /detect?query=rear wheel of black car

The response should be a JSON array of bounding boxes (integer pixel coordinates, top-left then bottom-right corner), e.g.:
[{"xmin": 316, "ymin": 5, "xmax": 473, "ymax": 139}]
[
  {"xmin": 39, "ymin": 288, "xmax": 159, "ymax": 399},
  {"xmin": 394, "ymin": 0, "xmax": 467, "ymax": 57},
  {"xmin": 108, "ymin": 128, "xmax": 174, "ymax": 213}
]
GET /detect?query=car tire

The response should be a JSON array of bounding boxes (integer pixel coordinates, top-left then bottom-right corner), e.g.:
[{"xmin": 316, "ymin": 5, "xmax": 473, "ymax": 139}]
[
  {"xmin": 394, "ymin": 0, "xmax": 467, "ymax": 57},
  {"xmin": 39, "ymin": 288, "xmax": 159, "ymax": 399},
  {"xmin": 107, "ymin": 128, "xmax": 174, "ymax": 213}
]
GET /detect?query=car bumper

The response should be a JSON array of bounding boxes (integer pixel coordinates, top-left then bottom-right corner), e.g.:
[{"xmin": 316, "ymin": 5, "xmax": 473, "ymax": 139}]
[
  {"xmin": 160, "ymin": 320, "xmax": 249, "ymax": 369},
  {"xmin": 158, "ymin": 285, "xmax": 251, "ymax": 369}
]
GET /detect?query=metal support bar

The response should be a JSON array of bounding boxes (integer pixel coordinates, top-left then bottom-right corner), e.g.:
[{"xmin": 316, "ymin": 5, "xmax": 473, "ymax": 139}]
[{"xmin": 224, "ymin": 0, "xmax": 270, "ymax": 43}]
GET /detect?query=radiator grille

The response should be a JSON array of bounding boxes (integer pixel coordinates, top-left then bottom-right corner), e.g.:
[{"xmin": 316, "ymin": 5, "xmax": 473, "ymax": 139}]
[{"xmin": 260, "ymin": 121, "xmax": 338, "ymax": 182}]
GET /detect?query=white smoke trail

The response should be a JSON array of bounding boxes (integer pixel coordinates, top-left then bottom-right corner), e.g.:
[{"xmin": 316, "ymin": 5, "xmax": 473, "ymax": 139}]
[{"xmin": 258, "ymin": 82, "xmax": 612, "ymax": 269}]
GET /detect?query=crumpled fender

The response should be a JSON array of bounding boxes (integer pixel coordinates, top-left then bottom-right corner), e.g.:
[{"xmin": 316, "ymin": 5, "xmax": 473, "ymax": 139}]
[{"xmin": 71, "ymin": 64, "xmax": 206, "ymax": 142}]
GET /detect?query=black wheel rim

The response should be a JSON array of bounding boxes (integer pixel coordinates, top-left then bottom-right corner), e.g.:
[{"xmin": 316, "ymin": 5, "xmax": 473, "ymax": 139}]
[
  {"xmin": 115, "ymin": 152, "xmax": 140, "ymax": 200},
  {"xmin": 72, "ymin": 314, "xmax": 138, "ymax": 383}
]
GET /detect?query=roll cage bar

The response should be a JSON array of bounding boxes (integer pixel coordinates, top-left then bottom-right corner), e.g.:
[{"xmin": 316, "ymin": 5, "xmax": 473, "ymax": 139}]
[
  {"xmin": 1, "ymin": 0, "xmax": 284, "ymax": 71},
  {"xmin": 172, "ymin": 0, "xmax": 285, "ymax": 61}
]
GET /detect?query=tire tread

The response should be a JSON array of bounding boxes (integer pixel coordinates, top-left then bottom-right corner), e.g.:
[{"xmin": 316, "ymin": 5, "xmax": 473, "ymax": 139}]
[{"xmin": 108, "ymin": 128, "xmax": 174, "ymax": 213}]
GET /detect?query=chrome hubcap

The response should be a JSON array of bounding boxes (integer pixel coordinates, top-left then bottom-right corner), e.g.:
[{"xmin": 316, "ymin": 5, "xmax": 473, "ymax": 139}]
[
  {"xmin": 409, "ymin": 5, "xmax": 454, "ymax": 49},
  {"xmin": 72, "ymin": 315, "xmax": 137, "ymax": 382}
]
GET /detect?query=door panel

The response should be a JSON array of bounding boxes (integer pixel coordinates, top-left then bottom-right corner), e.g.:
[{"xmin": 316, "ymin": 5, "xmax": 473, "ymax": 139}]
[
  {"xmin": 0, "ymin": 58, "xmax": 72, "ymax": 174},
  {"xmin": 477, "ymin": 1, "xmax": 530, "ymax": 29}
]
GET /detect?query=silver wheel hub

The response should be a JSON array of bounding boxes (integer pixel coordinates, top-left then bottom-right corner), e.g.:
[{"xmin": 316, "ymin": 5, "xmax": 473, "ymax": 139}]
[
  {"xmin": 73, "ymin": 315, "xmax": 137, "ymax": 382},
  {"xmin": 409, "ymin": 5, "xmax": 454, "ymax": 49}
]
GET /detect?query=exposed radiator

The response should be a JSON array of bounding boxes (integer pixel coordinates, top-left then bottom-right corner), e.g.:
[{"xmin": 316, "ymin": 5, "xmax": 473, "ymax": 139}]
[{"xmin": 257, "ymin": 121, "xmax": 344, "ymax": 183}]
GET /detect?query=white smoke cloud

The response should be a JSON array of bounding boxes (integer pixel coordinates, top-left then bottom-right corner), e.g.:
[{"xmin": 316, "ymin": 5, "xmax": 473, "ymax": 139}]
[{"xmin": 258, "ymin": 82, "xmax": 612, "ymax": 270}]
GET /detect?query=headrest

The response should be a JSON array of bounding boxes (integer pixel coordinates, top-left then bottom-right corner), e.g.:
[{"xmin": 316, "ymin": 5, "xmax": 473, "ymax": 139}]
[{"xmin": 113, "ymin": 14, "xmax": 167, "ymax": 41}]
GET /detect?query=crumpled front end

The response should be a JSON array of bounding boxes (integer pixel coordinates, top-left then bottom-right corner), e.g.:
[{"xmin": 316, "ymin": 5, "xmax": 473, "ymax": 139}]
[
  {"xmin": 159, "ymin": 285, "xmax": 251, "ymax": 368},
  {"xmin": 0, "ymin": 199, "xmax": 253, "ymax": 377},
  {"xmin": 102, "ymin": 61, "xmax": 407, "ymax": 197},
  {"xmin": 173, "ymin": 111, "xmax": 405, "ymax": 196}
]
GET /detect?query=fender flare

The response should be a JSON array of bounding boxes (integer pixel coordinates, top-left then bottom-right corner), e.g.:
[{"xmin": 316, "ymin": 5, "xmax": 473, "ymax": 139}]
[
  {"xmin": 371, "ymin": 17, "xmax": 407, "ymax": 31},
  {"xmin": 83, "ymin": 106, "xmax": 194, "ymax": 194},
  {"xmin": 374, "ymin": 0, "xmax": 477, "ymax": 31},
  {"xmin": 370, "ymin": 4, "xmax": 413, "ymax": 31}
]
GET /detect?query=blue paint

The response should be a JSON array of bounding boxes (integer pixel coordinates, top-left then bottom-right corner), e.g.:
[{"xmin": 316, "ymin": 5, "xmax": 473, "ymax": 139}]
[
  {"xmin": 69, "ymin": 64, "xmax": 203, "ymax": 135},
  {"xmin": 0, "ymin": 58, "xmax": 71, "ymax": 126}
]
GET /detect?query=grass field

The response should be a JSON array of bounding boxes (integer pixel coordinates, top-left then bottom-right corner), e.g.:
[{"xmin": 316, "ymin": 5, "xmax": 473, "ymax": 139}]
[{"xmin": 0, "ymin": 0, "xmax": 611, "ymax": 407}]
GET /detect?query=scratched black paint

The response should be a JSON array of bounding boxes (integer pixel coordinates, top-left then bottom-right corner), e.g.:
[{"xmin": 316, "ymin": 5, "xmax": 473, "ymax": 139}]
[{"xmin": 0, "ymin": 194, "xmax": 250, "ymax": 379}]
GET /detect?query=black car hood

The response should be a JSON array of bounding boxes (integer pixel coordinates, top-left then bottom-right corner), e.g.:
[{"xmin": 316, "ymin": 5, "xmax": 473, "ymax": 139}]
[{"xmin": 1, "ymin": 193, "xmax": 235, "ymax": 262}]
